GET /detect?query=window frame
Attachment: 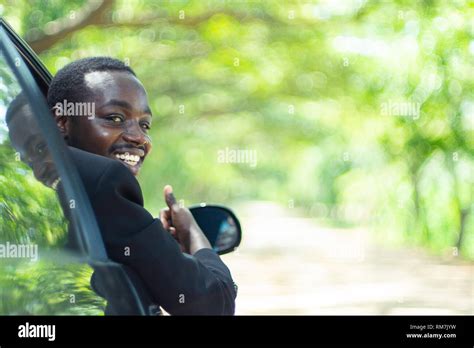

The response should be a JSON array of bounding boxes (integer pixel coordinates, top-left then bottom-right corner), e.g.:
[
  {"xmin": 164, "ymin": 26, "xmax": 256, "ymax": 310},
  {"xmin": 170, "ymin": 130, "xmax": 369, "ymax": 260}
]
[{"xmin": 0, "ymin": 18, "xmax": 153, "ymax": 315}]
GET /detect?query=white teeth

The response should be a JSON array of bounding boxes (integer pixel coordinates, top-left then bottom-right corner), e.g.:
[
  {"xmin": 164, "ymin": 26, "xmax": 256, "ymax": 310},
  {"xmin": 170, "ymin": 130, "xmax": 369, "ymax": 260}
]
[
  {"xmin": 115, "ymin": 153, "xmax": 140, "ymax": 162},
  {"xmin": 51, "ymin": 178, "xmax": 61, "ymax": 190}
]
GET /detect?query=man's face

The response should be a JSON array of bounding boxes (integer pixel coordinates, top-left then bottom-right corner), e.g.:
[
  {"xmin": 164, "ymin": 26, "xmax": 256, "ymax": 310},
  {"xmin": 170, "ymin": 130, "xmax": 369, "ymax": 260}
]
[
  {"xmin": 58, "ymin": 70, "xmax": 152, "ymax": 176},
  {"xmin": 9, "ymin": 104, "xmax": 59, "ymax": 188}
]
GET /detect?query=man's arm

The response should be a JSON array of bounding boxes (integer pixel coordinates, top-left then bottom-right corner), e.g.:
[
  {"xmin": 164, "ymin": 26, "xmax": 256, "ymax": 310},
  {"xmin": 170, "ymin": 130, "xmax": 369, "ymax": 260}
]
[
  {"xmin": 159, "ymin": 185, "xmax": 213, "ymax": 255},
  {"xmin": 78, "ymin": 153, "xmax": 236, "ymax": 315}
]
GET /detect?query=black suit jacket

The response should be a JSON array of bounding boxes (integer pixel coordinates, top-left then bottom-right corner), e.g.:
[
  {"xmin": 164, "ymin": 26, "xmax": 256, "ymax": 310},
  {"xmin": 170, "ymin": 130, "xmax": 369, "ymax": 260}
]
[{"xmin": 66, "ymin": 147, "xmax": 237, "ymax": 315}]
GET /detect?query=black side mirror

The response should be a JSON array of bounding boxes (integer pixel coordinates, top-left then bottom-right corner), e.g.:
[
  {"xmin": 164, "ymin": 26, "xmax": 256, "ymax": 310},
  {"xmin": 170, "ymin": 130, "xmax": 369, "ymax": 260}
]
[{"xmin": 189, "ymin": 204, "xmax": 242, "ymax": 255}]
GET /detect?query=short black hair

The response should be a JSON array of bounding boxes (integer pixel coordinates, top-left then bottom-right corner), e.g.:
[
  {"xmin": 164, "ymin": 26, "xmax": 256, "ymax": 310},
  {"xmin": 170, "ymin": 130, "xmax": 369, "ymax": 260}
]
[
  {"xmin": 5, "ymin": 93, "xmax": 28, "ymax": 125},
  {"xmin": 47, "ymin": 57, "xmax": 136, "ymax": 109}
]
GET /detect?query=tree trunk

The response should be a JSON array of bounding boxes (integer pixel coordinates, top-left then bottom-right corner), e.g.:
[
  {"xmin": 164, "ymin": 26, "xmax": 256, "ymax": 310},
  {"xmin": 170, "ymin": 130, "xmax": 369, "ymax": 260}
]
[{"xmin": 456, "ymin": 208, "xmax": 469, "ymax": 251}]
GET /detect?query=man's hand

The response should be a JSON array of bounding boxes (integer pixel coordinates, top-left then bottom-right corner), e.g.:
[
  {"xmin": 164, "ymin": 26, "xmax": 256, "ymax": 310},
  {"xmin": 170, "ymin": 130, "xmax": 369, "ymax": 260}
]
[{"xmin": 159, "ymin": 185, "xmax": 212, "ymax": 255}]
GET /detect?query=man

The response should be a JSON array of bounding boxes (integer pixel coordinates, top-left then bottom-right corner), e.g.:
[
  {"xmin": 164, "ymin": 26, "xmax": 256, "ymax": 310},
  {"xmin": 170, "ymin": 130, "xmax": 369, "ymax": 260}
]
[
  {"xmin": 4, "ymin": 96, "xmax": 150, "ymax": 311},
  {"xmin": 47, "ymin": 57, "xmax": 150, "ymax": 177},
  {"xmin": 5, "ymin": 94, "xmax": 60, "ymax": 189},
  {"xmin": 44, "ymin": 57, "xmax": 236, "ymax": 314}
]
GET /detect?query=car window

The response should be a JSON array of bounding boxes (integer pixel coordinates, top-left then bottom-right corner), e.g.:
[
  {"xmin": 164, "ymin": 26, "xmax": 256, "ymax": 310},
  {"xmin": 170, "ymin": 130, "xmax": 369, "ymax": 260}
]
[
  {"xmin": 1, "ymin": 22, "xmax": 157, "ymax": 315},
  {"xmin": 0, "ymin": 50, "xmax": 106, "ymax": 315}
]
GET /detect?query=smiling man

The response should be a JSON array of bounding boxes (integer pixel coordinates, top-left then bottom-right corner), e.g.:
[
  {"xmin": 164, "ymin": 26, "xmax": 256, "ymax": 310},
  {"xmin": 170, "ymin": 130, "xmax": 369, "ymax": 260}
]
[
  {"xmin": 45, "ymin": 57, "xmax": 237, "ymax": 315},
  {"xmin": 48, "ymin": 58, "xmax": 151, "ymax": 176},
  {"xmin": 6, "ymin": 94, "xmax": 59, "ymax": 189}
]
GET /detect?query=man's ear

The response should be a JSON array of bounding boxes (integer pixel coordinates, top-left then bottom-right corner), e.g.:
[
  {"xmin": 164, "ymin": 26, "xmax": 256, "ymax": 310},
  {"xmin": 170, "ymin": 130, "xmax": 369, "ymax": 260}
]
[{"xmin": 53, "ymin": 109, "xmax": 70, "ymax": 140}]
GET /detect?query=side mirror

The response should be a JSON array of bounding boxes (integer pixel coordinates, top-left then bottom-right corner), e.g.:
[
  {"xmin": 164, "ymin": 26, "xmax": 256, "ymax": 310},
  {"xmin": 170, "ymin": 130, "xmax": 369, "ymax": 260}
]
[{"xmin": 189, "ymin": 204, "xmax": 242, "ymax": 255}]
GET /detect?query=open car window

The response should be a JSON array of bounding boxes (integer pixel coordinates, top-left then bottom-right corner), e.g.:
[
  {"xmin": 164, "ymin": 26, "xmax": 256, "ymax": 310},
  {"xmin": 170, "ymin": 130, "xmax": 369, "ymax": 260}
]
[
  {"xmin": 0, "ymin": 50, "xmax": 106, "ymax": 315},
  {"xmin": 0, "ymin": 22, "xmax": 156, "ymax": 315}
]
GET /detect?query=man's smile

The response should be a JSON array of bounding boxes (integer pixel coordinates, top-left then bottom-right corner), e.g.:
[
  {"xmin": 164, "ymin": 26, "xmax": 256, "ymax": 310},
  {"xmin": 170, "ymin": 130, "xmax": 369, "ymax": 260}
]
[
  {"xmin": 115, "ymin": 152, "xmax": 141, "ymax": 166},
  {"xmin": 110, "ymin": 147, "xmax": 146, "ymax": 175}
]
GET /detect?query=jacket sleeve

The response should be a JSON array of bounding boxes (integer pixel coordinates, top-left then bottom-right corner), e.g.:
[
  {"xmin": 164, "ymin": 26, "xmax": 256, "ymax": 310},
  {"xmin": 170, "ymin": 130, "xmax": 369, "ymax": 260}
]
[{"xmin": 88, "ymin": 160, "xmax": 237, "ymax": 315}]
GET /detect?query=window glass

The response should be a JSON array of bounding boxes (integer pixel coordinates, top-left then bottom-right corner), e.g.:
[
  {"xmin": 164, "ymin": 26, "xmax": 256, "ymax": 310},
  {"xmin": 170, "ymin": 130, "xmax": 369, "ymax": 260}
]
[{"xmin": 0, "ymin": 53, "xmax": 105, "ymax": 315}]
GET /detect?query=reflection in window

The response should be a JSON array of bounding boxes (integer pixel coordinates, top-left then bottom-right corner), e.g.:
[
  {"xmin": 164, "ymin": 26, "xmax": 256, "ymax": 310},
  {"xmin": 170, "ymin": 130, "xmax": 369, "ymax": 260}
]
[{"xmin": 0, "ymin": 55, "xmax": 104, "ymax": 314}]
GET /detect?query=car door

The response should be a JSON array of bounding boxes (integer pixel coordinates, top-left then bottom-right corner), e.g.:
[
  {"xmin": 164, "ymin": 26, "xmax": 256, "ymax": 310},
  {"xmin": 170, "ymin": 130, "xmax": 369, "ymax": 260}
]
[{"xmin": 0, "ymin": 18, "xmax": 157, "ymax": 315}]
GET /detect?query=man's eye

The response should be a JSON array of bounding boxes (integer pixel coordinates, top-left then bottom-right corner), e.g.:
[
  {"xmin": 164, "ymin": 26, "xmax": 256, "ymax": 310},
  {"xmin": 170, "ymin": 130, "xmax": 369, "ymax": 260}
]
[
  {"xmin": 107, "ymin": 115, "xmax": 124, "ymax": 123},
  {"xmin": 141, "ymin": 123, "xmax": 151, "ymax": 130},
  {"xmin": 35, "ymin": 143, "xmax": 46, "ymax": 155}
]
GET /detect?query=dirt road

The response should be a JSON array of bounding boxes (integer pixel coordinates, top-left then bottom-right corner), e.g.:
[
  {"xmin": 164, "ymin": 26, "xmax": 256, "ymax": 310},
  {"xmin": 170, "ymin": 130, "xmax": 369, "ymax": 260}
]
[{"xmin": 222, "ymin": 202, "xmax": 473, "ymax": 315}]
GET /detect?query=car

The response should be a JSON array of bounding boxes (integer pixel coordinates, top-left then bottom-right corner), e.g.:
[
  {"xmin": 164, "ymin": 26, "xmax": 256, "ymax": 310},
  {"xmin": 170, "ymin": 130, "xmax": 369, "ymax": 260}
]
[{"xmin": 0, "ymin": 18, "xmax": 241, "ymax": 315}]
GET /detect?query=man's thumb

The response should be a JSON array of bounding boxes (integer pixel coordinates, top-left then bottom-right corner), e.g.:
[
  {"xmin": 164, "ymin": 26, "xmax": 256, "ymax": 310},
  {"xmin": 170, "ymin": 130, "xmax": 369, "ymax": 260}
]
[{"xmin": 164, "ymin": 185, "xmax": 178, "ymax": 211}]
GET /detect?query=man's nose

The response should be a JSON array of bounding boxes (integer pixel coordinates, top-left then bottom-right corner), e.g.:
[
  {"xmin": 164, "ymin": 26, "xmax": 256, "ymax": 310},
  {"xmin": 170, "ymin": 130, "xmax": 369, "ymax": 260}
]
[
  {"xmin": 122, "ymin": 122, "xmax": 147, "ymax": 146},
  {"xmin": 32, "ymin": 161, "xmax": 51, "ymax": 183}
]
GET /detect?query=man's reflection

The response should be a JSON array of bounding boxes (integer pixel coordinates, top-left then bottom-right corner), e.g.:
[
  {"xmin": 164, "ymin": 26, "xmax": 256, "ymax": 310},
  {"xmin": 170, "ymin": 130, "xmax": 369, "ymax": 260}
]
[
  {"xmin": 216, "ymin": 216, "xmax": 238, "ymax": 250},
  {"xmin": 5, "ymin": 94, "xmax": 60, "ymax": 189},
  {"xmin": 5, "ymin": 93, "xmax": 83, "ymax": 251}
]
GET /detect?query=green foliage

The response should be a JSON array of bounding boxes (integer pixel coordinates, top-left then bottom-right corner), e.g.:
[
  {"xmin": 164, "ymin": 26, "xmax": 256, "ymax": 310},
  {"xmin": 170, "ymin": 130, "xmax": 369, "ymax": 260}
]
[
  {"xmin": 0, "ymin": 58, "xmax": 104, "ymax": 314},
  {"xmin": 0, "ymin": 144, "xmax": 65, "ymax": 246},
  {"xmin": 0, "ymin": 260, "xmax": 105, "ymax": 315},
  {"xmin": 1, "ymin": 1, "xmax": 473, "ymax": 314},
  {"xmin": 0, "ymin": 142, "xmax": 105, "ymax": 314}
]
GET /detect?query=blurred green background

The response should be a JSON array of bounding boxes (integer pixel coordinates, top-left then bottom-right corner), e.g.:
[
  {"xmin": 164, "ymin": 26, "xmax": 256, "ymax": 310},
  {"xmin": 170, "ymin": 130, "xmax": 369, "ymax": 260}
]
[{"xmin": 2, "ymin": 0, "xmax": 473, "ymax": 264}]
